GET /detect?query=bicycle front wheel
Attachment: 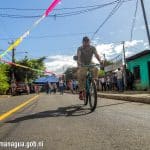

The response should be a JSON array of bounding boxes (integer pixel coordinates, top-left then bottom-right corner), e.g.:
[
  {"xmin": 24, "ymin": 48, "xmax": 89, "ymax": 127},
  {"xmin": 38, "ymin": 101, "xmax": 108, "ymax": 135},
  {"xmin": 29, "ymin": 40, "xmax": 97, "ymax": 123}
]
[{"xmin": 89, "ymin": 80, "xmax": 97, "ymax": 112}]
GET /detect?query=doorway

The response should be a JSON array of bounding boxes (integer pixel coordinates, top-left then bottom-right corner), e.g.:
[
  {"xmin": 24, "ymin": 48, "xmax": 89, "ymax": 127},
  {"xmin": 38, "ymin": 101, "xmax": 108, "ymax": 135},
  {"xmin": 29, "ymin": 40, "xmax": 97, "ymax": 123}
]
[{"xmin": 148, "ymin": 61, "xmax": 150, "ymax": 86}]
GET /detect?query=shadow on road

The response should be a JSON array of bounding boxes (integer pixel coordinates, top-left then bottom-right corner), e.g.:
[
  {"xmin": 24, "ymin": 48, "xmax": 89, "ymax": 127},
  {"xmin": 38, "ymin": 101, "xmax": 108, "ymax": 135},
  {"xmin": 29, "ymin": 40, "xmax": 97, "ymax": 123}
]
[
  {"xmin": 97, "ymin": 101, "xmax": 131, "ymax": 108},
  {"xmin": 6, "ymin": 104, "xmax": 92, "ymax": 123}
]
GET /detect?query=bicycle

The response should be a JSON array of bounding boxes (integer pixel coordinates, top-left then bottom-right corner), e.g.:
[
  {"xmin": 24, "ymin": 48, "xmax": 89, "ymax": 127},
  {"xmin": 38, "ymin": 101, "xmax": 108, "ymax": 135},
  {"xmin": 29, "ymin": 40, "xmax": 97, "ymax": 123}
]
[{"xmin": 81, "ymin": 64, "xmax": 100, "ymax": 112}]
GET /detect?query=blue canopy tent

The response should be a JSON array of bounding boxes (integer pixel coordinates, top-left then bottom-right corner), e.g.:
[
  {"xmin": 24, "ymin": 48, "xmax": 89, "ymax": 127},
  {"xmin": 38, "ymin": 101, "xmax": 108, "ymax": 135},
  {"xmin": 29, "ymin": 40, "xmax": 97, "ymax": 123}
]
[{"xmin": 34, "ymin": 75, "xmax": 59, "ymax": 84}]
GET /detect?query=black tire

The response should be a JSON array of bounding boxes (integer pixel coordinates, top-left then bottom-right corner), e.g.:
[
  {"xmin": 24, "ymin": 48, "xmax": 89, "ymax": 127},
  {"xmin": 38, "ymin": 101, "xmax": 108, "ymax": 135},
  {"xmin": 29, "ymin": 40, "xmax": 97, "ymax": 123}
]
[
  {"xmin": 89, "ymin": 81, "xmax": 97, "ymax": 112},
  {"xmin": 84, "ymin": 92, "xmax": 88, "ymax": 105}
]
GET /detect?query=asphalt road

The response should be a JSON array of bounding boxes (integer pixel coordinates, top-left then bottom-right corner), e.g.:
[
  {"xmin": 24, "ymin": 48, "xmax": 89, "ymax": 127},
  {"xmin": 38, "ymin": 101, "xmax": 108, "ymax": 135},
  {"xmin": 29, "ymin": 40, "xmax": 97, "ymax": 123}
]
[{"xmin": 0, "ymin": 93, "xmax": 150, "ymax": 150}]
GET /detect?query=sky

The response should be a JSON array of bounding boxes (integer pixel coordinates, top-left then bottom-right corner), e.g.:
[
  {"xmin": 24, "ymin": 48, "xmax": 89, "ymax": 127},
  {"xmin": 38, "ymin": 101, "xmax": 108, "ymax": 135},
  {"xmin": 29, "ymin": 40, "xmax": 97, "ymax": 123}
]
[{"xmin": 0, "ymin": 0, "xmax": 150, "ymax": 74}]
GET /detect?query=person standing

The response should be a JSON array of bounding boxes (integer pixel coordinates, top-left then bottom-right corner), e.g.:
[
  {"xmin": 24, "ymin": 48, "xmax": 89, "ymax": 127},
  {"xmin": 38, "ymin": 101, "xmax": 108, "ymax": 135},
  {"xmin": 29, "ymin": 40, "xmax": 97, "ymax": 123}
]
[
  {"xmin": 59, "ymin": 79, "xmax": 64, "ymax": 95},
  {"xmin": 45, "ymin": 82, "xmax": 49, "ymax": 94},
  {"xmin": 75, "ymin": 80, "xmax": 79, "ymax": 93},
  {"xmin": 68, "ymin": 80, "xmax": 74, "ymax": 94},
  {"xmin": 112, "ymin": 73, "xmax": 117, "ymax": 91},
  {"xmin": 11, "ymin": 80, "xmax": 17, "ymax": 95},
  {"xmin": 34, "ymin": 84, "xmax": 39, "ymax": 94},
  {"xmin": 128, "ymin": 71, "xmax": 134, "ymax": 90},
  {"xmin": 106, "ymin": 76, "xmax": 111, "ymax": 91},
  {"xmin": 116, "ymin": 68, "xmax": 123, "ymax": 92},
  {"xmin": 100, "ymin": 77, "xmax": 106, "ymax": 92},
  {"xmin": 48, "ymin": 82, "xmax": 52, "ymax": 95},
  {"xmin": 53, "ymin": 83, "xmax": 57, "ymax": 94},
  {"xmin": 72, "ymin": 80, "xmax": 77, "ymax": 93}
]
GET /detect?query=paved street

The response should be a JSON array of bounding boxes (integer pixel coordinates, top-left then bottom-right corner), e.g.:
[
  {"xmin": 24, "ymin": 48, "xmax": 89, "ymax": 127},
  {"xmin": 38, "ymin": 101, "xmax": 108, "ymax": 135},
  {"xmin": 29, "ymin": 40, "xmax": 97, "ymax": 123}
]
[{"xmin": 0, "ymin": 93, "xmax": 150, "ymax": 150}]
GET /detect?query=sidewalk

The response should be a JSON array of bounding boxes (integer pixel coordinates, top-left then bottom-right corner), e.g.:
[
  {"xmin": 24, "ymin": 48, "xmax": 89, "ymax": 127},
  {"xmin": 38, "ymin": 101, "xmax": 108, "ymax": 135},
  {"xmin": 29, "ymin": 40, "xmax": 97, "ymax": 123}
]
[
  {"xmin": 65, "ymin": 90, "xmax": 150, "ymax": 104},
  {"xmin": 98, "ymin": 91, "xmax": 150, "ymax": 104},
  {"xmin": 0, "ymin": 95, "xmax": 10, "ymax": 98}
]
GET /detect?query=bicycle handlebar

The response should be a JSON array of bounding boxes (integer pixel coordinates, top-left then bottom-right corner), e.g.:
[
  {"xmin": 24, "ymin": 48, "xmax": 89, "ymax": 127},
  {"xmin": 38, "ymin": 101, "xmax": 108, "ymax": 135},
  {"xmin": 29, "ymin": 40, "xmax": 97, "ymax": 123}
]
[
  {"xmin": 81, "ymin": 63, "xmax": 104, "ymax": 70},
  {"xmin": 81, "ymin": 64, "xmax": 100, "ymax": 67}
]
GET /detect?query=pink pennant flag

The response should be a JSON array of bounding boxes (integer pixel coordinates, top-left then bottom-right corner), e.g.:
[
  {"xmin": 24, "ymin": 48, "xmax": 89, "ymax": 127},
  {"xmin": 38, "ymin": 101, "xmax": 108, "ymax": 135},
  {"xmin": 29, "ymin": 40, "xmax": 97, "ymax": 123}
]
[{"xmin": 45, "ymin": 0, "xmax": 61, "ymax": 17}]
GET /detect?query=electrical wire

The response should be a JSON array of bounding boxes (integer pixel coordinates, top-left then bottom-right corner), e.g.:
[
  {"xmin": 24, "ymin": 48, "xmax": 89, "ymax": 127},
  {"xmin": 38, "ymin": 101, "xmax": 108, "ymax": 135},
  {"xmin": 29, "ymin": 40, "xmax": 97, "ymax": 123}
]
[
  {"xmin": 0, "ymin": 0, "xmax": 132, "ymax": 11},
  {"xmin": 0, "ymin": 32, "xmax": 94, "ymax": 41},
  {"xmin": 91, "ymin": 0, "xmax": 123, "ymax": 40},
  {"xmin": 130, "ymin": 0, "xmax": 138, "ymax": 41},
  {"xmin": 0, "ymin": 0, "xmax": 133, "ymax": 19}
]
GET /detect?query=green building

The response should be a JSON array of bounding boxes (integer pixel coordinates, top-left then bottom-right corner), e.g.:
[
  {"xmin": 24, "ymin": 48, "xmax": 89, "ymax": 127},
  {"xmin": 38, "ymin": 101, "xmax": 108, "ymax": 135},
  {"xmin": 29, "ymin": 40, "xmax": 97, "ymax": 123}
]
[{"xmin": 127, "ymin": 50, "xmax": 150, "ymax": 90}]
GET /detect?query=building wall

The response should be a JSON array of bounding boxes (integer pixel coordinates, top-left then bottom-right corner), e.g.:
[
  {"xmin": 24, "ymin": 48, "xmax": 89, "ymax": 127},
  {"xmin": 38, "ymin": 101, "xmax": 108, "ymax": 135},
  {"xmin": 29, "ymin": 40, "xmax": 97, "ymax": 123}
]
[{"xmin": 127, "ymin": 54, "xmax": 150, "ymax": 90}]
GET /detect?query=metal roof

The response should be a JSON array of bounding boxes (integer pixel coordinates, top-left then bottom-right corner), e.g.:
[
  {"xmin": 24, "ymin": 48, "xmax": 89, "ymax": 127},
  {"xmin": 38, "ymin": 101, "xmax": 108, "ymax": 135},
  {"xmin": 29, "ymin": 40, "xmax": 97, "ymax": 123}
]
[
  {"xmin": 34, "ymin": 75, "xmax": 59, "ymax": 83},
  {"xmin": 126, "ymin": 50, "xmax": 150, "ymax": 62}
]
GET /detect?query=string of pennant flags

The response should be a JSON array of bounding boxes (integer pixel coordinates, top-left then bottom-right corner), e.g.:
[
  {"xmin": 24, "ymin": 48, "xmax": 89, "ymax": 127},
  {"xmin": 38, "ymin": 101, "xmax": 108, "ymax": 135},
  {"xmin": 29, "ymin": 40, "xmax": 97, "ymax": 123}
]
[
  {"xmin": 0, "ymin": 0, "xmax": 62, "ymax": 77},
  {"xmin": 0, "ymin": 59, "xmax": 63, "ymax": 77},
  {"xmin": 0, "ymin": 0, "xmax": 61, "ymax": 59}
]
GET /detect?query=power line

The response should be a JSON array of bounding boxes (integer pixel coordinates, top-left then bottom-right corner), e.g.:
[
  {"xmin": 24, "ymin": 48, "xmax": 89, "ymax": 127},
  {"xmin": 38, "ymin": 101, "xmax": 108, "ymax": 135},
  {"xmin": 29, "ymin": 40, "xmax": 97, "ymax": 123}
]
[
  {"xmin": 0, "ymin": 0, "xmax": 132, "ymax": 11},
  {"xmin": 0, "ymin": 3, "xmax": 117, "ymax": 11},
  {"xmin": 140, "ymin": 0, "xmax": 150, "ymax": 48},
  {"xmin": 0, "ymin": 0, "xmax": 133, "ymax": 19},
  {"xmin": 130, "ymin": 0, "xmax": 139, "ymax": 41},
  {"xmin": 0, "ymin": 6, "xmax": 115, "ymax": 19},
  {"xmin": 91, "ymin": 0, "xmax": 123, "ymax": 40},
  {"xmin": 0, "ymin": 32, "xmax": 94, "ymax": 41},
  {"xmin": 108, "ymin": 54, "xmax": 122, "ymax": 62}
]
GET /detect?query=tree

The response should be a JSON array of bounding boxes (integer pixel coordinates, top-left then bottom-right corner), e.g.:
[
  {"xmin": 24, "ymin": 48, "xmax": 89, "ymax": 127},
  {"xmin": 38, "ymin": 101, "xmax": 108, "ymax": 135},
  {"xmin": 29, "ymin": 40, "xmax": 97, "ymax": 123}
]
[
  {"xmin": 104, "ymin": 59, "xmax": 113, "ymax": 66},
  {"xmin": 0, "ymin": 64, "xmax": 10, "ymax": 94},
  {"xmin": 98, "ymin": 69, "xmax": 105, "ymax": 77},
  {"xmin": 64, "ymin": 67, "xmax": 78, "ymax": 81},
  {"xmin": 13, "ymin": 56, "xmax": 46, "ymax": 83}
]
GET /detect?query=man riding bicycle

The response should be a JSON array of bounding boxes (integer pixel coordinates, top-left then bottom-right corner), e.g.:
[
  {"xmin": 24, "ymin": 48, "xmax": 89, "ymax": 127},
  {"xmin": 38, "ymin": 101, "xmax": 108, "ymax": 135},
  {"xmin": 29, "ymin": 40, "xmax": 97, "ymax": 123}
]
[{"xmin": 76, "ymin": 36, "xmax": 102, "ymax": 100}]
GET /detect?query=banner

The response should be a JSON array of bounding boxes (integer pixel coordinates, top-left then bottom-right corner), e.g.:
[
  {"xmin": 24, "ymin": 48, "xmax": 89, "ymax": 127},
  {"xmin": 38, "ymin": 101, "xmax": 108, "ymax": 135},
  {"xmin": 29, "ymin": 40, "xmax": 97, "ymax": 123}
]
[{"xmin": 0, "ymin": 0, "xmax": 61, "ymax": 59}]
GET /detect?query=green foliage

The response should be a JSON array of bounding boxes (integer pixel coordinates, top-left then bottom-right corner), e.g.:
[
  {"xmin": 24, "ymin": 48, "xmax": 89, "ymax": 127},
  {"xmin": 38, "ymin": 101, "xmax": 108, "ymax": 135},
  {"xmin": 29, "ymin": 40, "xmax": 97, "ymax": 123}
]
[
  {"xmin": 13, "ymin": 56, "xmax": 46, "ymax": 83},
  {"xmin": 0, "ymin": 64, "xmax": 10, "ymax": 94},
  {"xmin": 104, "ymin": 60, "xmax": 113, "ymax": 66},
  {"xmin": 98, "ymin": 69, "xmax": 105, "ymax": 77}
]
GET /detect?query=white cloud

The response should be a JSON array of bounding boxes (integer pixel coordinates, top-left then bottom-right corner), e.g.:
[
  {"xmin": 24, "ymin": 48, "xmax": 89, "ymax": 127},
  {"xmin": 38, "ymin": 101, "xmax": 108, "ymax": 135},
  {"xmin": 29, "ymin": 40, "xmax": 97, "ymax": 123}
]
[
  {"xmin": 45, "ymin": 55, "xmax": 77, "ymax": 74},
  {"xmin": 144, "ymin": 42, "xmax": 149, "ymax": 49},
  {"xmin": 114, "ymin": 44, "xmax": 123, "ymax": 54},
  {"xmin": 125, "ymin": 40, "xmax": 143, "ymax": 48},
  {"xmin": 96, "ymin": 43, "xmax": 114, "ymax": 55},
  {"xmin": 94, "ymin": 40, "xmax": 144, "ymax": 60}
]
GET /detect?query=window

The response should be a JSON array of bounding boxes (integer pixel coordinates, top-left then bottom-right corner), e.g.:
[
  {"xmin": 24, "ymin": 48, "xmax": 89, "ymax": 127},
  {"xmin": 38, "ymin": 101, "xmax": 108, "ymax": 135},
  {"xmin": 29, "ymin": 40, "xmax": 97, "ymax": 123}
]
[{"xmin": 133, "ymin": 66, "xmax": 140, "ymax": 80}]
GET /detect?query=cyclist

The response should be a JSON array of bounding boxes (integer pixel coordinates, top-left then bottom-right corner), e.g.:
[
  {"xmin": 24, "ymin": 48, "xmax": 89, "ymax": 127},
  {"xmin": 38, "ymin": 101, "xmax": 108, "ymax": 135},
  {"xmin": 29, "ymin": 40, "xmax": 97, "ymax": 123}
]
[{"xmin": 76, "ymin": 36, "xmax": 102, "ymax": 100}]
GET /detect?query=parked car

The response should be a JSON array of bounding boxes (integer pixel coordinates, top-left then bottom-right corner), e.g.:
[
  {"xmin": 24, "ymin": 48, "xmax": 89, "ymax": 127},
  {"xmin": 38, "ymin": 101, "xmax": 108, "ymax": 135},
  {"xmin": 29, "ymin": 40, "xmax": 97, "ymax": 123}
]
[{"xmin": 15, "ymin": 83, "xmax": 30, "ymax": 95}]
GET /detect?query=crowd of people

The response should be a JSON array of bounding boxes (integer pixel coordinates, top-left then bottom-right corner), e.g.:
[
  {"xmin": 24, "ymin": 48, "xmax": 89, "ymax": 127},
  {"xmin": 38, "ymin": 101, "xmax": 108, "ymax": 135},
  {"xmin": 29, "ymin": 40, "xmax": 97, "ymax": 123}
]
[
  {"xmin": 99, "ymin": 68, "xmax": 134, "ymax": 92},
  {"xmin": 45, "ymin": 82, "xmax": 57, "ymax": 95},
  {"xmin": 45, "ymin": 79, "xmax": 79, "ymax": 95},
  {"xmin": 44, "ymin": 68, "xmax": 135, "ymax": 95},
  {"xmin": 10, "ymin": 68, "xmax": 134, "ymax": 96}
]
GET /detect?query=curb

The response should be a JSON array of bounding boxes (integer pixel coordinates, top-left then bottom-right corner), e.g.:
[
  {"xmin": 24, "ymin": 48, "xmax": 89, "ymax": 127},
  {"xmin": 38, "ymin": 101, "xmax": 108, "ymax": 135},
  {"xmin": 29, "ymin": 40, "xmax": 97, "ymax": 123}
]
[
  {"xmin": 0, "ymin": 95, "xmax": 10, "ymax": 99},
  {"xmin": 65, "ymin": 91, "xmax": 150, "ymax": 104},
  {"xmin": 98, "ymin": 94, "xmax": 150, "ymax": 104}
]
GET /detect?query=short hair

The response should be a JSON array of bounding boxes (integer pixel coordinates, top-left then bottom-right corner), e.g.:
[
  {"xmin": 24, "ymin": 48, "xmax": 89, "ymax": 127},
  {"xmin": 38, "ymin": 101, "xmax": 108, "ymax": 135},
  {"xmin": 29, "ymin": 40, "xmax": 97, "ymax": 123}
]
[{"xmin": 83, "ymin": 36, "xmax": 90, "ymax": 42}]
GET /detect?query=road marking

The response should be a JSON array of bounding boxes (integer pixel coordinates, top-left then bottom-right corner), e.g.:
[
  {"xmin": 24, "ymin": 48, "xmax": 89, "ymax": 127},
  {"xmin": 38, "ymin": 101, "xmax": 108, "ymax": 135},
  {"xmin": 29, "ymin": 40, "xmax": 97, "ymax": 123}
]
[{"xmin": 0, "ymin": 95, "xmax": 39, "ymax": 121}]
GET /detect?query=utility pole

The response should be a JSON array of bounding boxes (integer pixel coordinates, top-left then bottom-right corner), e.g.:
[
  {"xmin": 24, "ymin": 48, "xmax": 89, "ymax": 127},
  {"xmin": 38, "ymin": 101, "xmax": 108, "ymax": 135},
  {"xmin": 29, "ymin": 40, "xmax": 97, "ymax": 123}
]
[
  {"xmin": 140, "ymin": 0, "xmax": 150, "ymax": 48},
  {"xmin": 100, "ymin": 53, "xmax": 106, "ymax": 71},
  {"xmin": 103, "ymin": 53, "xmax": 106, "ymax": 62},
  {"xmin": 9, "ymin": 41, "xmax": 16, "ymax": 81},
  {"xmin": 122, "ymin": 41, "xmax": 127, "ymax": 89},
  {"xmin": 12, "ymin": 47, "xmax": 15, "ymax": 63}
]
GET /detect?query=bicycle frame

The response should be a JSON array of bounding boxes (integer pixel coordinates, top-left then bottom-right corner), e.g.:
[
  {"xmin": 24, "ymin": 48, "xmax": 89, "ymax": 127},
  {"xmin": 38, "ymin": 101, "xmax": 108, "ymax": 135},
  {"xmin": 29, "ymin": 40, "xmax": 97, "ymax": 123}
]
[
  {"xmin": 86, "ymin": 68, "xmax": 92, "ymax": 94},
  {"xmin": 80, "ymin": 64, "xmax": 100, "ymax": 111}
]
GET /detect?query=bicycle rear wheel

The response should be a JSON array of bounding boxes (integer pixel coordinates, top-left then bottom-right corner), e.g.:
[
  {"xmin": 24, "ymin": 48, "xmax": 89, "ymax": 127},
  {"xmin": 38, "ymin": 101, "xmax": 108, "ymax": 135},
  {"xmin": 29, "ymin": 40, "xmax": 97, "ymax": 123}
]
[
  {"xmin": 89, "ymin": 80, "xmax": 97, "ymax": 112},
  {"xmin": 84, "ymin": 92, "xmax": 88, "ymax": 105}
]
